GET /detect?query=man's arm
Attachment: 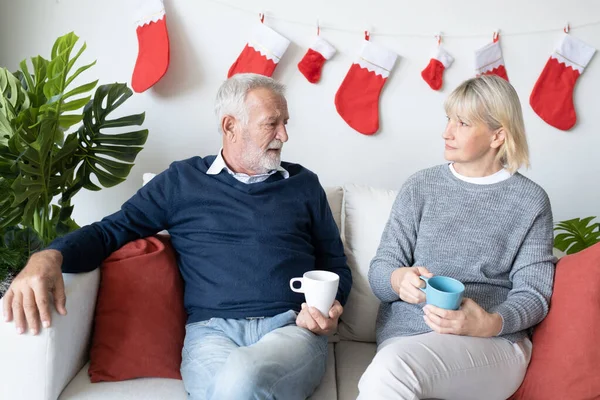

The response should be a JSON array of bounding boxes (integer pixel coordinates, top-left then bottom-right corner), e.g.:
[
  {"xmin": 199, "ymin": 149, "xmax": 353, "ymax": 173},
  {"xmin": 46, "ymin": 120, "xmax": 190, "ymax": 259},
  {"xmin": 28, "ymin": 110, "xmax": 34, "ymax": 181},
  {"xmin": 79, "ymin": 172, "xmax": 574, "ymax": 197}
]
[
  {"xmin": 47, "ymin": 165, "xmax": 176, "ymax": 272},
  {"xmin": 3, "ymin": 165, "xmax": 177, "ymax": 334}
]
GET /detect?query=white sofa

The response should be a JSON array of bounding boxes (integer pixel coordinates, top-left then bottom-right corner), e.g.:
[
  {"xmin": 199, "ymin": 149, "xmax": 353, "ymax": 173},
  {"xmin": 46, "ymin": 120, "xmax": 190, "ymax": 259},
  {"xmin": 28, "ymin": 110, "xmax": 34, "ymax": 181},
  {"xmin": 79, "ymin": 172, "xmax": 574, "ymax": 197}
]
[{"xmin": 0, "ymin": 184, "xmax": 403, "ymax": 399}]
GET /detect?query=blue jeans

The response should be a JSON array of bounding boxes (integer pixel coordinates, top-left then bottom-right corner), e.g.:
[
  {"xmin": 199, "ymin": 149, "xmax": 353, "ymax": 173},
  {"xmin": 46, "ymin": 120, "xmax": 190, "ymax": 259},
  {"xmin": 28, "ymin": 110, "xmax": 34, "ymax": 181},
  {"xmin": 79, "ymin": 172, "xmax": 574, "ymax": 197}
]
[{"xmin": 180, "ymin": 310, "xmax": 328, "ymax": 400}]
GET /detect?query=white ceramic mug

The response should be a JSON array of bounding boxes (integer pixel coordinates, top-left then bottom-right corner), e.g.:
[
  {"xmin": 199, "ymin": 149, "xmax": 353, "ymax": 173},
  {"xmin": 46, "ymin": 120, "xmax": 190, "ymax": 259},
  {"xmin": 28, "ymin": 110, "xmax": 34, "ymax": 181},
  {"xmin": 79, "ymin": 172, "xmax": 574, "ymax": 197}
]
[{"xmin": 289, "ymin": 270, "xmax": 339, "ymax": 318}]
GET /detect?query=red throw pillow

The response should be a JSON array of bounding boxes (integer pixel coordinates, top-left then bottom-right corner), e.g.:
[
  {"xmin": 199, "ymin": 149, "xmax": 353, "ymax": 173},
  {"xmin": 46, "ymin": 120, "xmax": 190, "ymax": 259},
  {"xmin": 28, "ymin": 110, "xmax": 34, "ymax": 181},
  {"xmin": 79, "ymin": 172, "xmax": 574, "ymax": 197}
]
[
  {"xmin": 88, "ymin": 235, "xmax": 186, "ymax": 382},
  {"xmin": 510, "ymin": 242, "xmax": 600, "ymax": 399}
]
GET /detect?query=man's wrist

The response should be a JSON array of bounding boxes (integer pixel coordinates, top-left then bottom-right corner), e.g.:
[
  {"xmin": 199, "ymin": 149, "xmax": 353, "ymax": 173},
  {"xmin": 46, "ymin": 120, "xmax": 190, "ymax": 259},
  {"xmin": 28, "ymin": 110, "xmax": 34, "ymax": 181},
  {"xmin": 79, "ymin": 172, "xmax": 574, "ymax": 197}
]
[{"xmin": 35, "ymin": 249, "xmax": 63, "ymax": 264}]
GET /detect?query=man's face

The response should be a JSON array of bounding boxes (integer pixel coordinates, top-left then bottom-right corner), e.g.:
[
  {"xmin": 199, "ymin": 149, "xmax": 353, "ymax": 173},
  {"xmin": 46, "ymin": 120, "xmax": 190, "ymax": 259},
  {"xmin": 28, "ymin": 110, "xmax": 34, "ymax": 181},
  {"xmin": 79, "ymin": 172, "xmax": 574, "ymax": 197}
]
[{"xmin": 239, "ymin": 88, "xmax": 289, "ymax": 174}]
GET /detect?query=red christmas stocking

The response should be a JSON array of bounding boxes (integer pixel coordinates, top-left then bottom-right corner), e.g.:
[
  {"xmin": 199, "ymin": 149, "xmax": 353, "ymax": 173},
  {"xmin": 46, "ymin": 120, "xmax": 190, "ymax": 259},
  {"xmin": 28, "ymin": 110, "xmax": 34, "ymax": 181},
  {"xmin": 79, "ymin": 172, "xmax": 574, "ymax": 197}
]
[
  {"xmin": 475, "ymin": 38, "xmax": 508, "ymax": 81},
  {"xmin": 298, "ymin": 36, "xmax": 336, "ymax": 84},
  {"xmin": 131, "ymin": 0, "xmax": 170, "ymax": 93},
  {"xmin": 335, "ymin": 40, "xmax": 397, "ymax": 135},
  {"xmin": 421, "ymin": 45, "xmax": 454, "ymax": 90},
  {"xmin": 228, "ymin": 23, "xmax": 290, "ymax": 78},
  {"xmin": 530, "ymin": 34, "xmax": 596, "ymax": 131}
]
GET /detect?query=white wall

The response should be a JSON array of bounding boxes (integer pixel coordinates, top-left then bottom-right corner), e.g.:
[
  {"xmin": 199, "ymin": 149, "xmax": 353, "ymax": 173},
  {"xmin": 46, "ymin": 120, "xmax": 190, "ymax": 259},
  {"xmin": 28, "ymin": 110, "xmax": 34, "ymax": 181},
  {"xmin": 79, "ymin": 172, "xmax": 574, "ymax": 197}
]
[{"xmin": 1, "ymin": 0, "xmax": 599, "ymax": 225}]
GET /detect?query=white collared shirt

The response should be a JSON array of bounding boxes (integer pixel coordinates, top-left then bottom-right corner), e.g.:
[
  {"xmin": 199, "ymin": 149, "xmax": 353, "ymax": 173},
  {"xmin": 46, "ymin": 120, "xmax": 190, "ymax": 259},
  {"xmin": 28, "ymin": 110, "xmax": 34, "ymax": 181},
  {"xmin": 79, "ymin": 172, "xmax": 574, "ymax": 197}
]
[
  {"xmin": 206, "ymin": 149, "xmax": 289, "ymax": 184},
  {"xmin": 449, "ymin": 163, "xmax": 512, "ymax": 185}
]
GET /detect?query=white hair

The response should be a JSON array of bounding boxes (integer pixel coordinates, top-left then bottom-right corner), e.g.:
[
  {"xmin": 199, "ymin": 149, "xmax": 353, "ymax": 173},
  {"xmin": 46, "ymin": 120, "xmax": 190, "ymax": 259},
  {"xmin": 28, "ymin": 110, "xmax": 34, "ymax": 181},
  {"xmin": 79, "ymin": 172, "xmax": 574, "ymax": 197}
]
[{"xmin": 214, "ymin": 73, "xmax": 286, "ymax": 134}]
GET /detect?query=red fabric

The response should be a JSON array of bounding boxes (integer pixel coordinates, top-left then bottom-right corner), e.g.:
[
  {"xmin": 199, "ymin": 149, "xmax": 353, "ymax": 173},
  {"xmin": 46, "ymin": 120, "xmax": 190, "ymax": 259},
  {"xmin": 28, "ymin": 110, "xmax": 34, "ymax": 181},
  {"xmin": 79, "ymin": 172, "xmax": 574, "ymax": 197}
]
[
  {"xmin": 530, "ymin": 57, "xmax": 581, "ymax": 131},
  {"xmin": 132, "ymin": 17, "xmax": 170, "ymax": 93},
  {"xmin": 481, "ymin": 65, "xmax": 509, "ymax": 81},
  {"xmin": 228, "ymin": 44, "xmax": 278, "ymax": 78},
  {"xmin": 421, "ymin": 58, "xmax": 445, "ymax": 91},
  {"xmin": 510, "ymin": 242, "xmax": 600, "ymax": 400},
  {"xmin": 334, "ymin": 64, "xmax": 388, "ymax": 135},
  {"xmin": 298, "ymin": 48, "xmax": 327, "ymax": 84},
  {"xmin": 88, "ymin": 235, "xmax": 186, "ymax": 382}
]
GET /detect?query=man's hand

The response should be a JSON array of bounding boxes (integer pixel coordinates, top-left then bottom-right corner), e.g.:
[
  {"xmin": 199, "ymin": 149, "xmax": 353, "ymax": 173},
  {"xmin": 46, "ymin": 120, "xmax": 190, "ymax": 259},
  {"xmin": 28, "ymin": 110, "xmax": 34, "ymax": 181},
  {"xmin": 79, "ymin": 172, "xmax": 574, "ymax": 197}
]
[
  {"xmin": 296, "ymin": 300, "xmax": 343, "ymax": 336},
  {"xmin": 391, "ymin": 266, "xmax": 433, "ymax": 304},
  {"xmin": 2, "ymin": 250, "xmax": 67, "ymax": 335},
  {"xmin": 423, "ymin": 298, "xmax": 503, "ymax": 337}
]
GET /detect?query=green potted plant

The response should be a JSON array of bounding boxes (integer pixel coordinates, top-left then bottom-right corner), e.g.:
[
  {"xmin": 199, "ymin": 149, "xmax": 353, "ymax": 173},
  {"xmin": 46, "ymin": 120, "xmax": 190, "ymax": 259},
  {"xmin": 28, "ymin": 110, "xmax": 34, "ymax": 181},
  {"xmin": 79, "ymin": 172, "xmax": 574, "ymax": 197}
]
[
  {"xmin": 0, "ymin": 32, "xmax": 148, "ymax": 295},
  {"xmin": 554, "ymin": 216, "xmax": 600, "ymax": 255}
]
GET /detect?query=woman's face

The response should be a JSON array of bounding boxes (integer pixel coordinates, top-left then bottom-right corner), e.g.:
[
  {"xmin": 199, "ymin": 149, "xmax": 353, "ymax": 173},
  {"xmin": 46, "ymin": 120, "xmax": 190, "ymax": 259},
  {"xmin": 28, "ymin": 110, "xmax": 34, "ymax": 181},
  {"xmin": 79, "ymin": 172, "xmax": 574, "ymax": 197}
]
[{"xmin": 442, "ymin": 113, "xmax": 499, "ymax": 167}]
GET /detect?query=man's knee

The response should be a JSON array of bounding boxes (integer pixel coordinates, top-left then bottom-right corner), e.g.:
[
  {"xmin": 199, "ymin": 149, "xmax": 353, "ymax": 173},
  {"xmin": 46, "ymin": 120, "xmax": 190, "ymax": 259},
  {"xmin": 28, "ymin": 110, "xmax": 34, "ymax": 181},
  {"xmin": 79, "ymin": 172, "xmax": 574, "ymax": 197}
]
[
  {"xmin": 209, "ymin": 341, "xmax": 327, "ymax": 400},
  {"xmin": 209, "ymin": 350, "xmax": 274, "ymax": 400}
]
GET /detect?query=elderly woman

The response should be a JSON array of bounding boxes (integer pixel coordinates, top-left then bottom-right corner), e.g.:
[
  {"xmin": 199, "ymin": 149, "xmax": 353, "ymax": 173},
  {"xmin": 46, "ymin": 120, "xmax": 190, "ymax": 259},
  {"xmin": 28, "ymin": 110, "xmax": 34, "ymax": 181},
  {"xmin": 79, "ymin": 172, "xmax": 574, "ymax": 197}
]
[{"xmin": 359, "ymin": 75, "xmax": 556, "ymax": 400}]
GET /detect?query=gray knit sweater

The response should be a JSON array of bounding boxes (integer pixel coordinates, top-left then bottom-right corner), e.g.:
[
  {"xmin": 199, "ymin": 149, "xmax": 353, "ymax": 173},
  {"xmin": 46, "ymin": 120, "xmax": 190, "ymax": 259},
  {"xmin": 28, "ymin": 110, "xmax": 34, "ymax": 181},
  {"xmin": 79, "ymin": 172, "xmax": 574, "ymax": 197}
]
[{"xmin": 369, "ymin": 164, "xmax": 556, "ymax": 344}]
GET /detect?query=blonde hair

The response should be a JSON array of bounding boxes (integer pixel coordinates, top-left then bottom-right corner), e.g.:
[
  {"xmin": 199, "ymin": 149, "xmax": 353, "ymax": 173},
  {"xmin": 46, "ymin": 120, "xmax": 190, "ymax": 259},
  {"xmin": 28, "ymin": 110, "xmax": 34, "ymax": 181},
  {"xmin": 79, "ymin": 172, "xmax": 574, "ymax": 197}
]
[{"xmin": 444, "ymin": 75, "xmax": 529, "ymax": 173}]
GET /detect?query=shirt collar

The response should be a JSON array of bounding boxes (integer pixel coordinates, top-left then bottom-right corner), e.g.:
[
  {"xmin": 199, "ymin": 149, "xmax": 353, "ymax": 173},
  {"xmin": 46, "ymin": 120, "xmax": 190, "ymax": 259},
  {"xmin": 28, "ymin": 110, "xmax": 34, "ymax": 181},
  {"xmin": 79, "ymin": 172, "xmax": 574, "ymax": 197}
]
[
  {"xmin": 448, "ymin": 163, "xmax": 512, "ymax": 185},
  {"xmin": 206, "ymin": 149, "xmax": 289, "ymax": 179}
]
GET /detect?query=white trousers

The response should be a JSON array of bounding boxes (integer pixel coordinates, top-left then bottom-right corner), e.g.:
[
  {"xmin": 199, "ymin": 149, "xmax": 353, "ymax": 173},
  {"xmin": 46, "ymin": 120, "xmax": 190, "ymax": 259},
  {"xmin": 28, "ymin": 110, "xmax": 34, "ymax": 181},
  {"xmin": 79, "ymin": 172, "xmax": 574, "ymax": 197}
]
[{"xmin": 357, "ymin": 332, "xmax": 532, "ymax": 400}]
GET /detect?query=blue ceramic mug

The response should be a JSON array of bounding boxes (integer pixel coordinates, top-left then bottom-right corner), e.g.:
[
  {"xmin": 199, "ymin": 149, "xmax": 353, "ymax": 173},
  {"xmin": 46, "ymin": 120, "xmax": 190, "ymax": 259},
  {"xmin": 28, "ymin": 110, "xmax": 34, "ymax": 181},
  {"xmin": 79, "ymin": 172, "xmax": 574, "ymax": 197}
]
[{"xmin": 419, "ymin": 276, "xmax": 465, "ymax": 310}]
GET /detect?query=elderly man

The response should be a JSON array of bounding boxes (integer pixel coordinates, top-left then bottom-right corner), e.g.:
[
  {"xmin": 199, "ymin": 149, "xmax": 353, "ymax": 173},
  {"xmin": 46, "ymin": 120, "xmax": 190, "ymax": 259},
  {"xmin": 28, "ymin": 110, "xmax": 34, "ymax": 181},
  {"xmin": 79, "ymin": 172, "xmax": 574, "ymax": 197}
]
[{"xmin": 3, "ymin": 73, "xmax": 352, "ymax": 399}]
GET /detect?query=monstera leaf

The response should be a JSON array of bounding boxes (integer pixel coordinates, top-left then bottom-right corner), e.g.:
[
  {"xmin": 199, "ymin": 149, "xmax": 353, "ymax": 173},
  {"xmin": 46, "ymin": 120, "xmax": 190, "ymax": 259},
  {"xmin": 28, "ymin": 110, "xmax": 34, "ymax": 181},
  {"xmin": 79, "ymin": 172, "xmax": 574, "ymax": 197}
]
[
  {"xmin": 56, "ymin": 83, "xmax": 147, "ymax": 235},
  {"xmin": 71, "ymin": 83, "xmax": 147, "ymax": 193},
  {"xmin": 554, "ymin": 217, "xmax": 600, "ymax": 255}
]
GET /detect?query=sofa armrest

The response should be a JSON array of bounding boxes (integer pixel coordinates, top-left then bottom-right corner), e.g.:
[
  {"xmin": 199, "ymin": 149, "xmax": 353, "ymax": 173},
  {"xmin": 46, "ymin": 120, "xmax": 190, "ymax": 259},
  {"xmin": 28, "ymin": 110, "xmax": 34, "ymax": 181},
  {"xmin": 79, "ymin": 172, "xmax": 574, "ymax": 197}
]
[{"xmin": 0, "ymin": 269, "xmax": 100, "ymax": 400}]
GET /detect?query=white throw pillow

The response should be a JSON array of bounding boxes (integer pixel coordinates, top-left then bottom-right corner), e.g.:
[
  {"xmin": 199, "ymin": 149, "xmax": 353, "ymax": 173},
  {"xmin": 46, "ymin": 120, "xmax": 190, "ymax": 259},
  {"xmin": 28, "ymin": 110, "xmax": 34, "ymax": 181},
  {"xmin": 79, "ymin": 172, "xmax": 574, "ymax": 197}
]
[
  {"xmin": 338, "ymin": 184, "xmax": 398, "ymax": 342},
  {"xmin": 324, "ymin": 186, "xmax": 343, "ymax": 234},
  {"xmin": 142, "ymin": 172, "xmax": 157, "ymax": 186}
]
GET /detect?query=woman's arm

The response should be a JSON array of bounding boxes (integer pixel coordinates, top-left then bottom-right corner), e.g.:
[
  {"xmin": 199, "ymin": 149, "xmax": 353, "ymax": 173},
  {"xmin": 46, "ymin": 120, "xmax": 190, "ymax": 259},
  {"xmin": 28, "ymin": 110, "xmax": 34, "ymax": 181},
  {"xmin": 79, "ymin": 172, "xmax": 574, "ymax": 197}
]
[
  {"xmin": 368, "ymin": 183, "xmax": 420, "ymax": 303},
  {"xmin": 490, "ymin": 199, "xmax": 556, "ymax": 335}
]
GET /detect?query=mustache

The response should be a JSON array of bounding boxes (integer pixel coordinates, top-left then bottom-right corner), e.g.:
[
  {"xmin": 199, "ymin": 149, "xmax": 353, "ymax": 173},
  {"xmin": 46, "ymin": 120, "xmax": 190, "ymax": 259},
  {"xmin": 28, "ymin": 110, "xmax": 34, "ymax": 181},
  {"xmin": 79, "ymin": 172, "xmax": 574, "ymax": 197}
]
[{"xmin": 268, "ymin": 141, "xmax": 283, "ymax": 150}]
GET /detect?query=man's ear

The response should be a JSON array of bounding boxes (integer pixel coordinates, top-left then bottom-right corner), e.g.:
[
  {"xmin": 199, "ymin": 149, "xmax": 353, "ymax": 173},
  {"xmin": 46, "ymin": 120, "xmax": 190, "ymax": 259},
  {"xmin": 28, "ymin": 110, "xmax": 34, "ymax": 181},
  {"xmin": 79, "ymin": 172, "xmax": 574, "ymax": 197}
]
[
  {"xmin": 221, "ymin": 115, "xmax": 238, "ymax": 143},
  {"xmin": 491, "ymin": 128, "xmax": 506, "ymax": 149}
]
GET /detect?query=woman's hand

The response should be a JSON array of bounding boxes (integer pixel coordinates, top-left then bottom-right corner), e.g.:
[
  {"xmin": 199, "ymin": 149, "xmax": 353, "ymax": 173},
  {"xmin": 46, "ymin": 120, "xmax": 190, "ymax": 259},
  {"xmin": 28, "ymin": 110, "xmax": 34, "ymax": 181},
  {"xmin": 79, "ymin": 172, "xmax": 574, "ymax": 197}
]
[
  {"xmin": 423, "ymin": 298, "xmax": 503, "ymax": 337},
  {"xmin": 391, "ymin": 266, "xmax": 433, "ymax": 304}
]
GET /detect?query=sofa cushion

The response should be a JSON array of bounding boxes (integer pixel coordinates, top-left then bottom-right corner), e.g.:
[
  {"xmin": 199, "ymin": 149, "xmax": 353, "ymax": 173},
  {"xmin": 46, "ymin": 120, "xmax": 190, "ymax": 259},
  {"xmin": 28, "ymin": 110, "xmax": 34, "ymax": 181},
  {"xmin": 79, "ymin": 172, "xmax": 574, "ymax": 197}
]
[
  {"xmin": 59, "ymin": 362, "xmax": 187, "ymax": 399},
  {"xmin": 60, "ymin": 344, "xmax": 337, "ymax": 399},
  {"xmin": 89, "ymin": 236, "xmax": 186, "ymax": 382},
  {"xmin": 338, "ymin": 184, "xmax": 397, "ymax": 342},
  {"xmin": 335, "ymin": 341, "xmax": 377, "ymax": 400},
  {"xmin": 324, "ymin": 186, "xmax": 343, "ymax": 234},
  {"xmin": 510, "ymin": 242, "xmax": 600, "ymax": 400}
]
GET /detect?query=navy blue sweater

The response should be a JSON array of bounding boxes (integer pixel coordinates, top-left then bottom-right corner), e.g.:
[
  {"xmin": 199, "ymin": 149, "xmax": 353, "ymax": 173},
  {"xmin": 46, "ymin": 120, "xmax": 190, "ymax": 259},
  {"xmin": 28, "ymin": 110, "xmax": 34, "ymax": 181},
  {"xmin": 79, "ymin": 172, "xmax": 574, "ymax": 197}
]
[{"xmin": 48, "ymin": 156, "xmax": 352, "ymax": 324}]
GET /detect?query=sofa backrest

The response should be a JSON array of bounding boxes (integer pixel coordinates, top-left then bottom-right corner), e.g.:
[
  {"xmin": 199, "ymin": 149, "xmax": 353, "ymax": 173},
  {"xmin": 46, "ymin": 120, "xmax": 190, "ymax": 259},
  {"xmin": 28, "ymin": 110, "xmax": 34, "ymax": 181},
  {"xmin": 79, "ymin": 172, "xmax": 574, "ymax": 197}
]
[{"xmin": 325, "ymin": 185, "xmax": 397, "ymax": 343}]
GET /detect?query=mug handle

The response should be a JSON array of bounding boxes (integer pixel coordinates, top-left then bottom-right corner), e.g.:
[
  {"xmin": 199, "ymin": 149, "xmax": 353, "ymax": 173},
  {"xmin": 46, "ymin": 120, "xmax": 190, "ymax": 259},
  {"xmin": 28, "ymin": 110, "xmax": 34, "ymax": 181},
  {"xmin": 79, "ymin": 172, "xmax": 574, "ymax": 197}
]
[
  {"xmin": 418, "ymin": 276, "xmax": 429, "ymax": 293},
  {"xmin": 290, "ymin": 278, "xmax": 304, "ymax": 293}
]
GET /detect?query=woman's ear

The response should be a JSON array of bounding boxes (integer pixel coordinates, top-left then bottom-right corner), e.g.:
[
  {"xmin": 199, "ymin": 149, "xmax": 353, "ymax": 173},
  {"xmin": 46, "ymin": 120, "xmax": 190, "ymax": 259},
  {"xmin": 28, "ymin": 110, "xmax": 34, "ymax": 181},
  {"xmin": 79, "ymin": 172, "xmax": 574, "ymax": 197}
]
[{"xmin": 491, "ymin": 128, "xmax": 506, "ymax": 149}]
